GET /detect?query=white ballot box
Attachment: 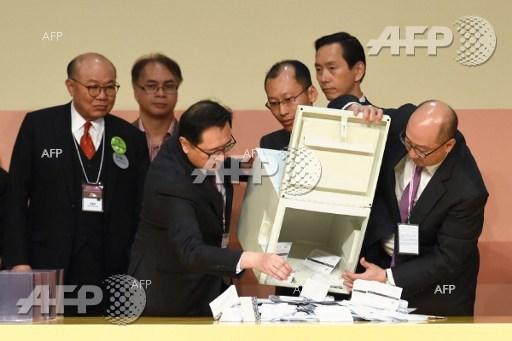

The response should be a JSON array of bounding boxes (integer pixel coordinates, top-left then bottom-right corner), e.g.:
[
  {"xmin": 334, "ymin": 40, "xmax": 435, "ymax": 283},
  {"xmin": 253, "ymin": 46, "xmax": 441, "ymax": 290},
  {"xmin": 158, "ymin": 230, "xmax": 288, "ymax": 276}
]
[{"xmin": 237, "ymin": 105, "xmax": 390, "ymax": 294}]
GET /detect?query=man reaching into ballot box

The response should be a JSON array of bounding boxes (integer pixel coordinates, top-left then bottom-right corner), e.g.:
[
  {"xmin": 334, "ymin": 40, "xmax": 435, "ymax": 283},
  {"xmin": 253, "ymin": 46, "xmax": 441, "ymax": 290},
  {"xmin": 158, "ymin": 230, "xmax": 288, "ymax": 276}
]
[
  {"xmin": 342, "ymin": 100, "xmax": 488, "ymax": 316},
  {"xmin": 128, "ymin": 100, "xmax": 292, "ymax": 316}
]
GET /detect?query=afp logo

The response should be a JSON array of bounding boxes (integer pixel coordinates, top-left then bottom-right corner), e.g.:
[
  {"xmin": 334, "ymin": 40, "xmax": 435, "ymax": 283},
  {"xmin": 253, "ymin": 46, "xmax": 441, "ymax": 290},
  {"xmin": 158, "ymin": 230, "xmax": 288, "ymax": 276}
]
[{"xmin": 367, "ymin": 16, "xmax": 497, "ymax": 66}]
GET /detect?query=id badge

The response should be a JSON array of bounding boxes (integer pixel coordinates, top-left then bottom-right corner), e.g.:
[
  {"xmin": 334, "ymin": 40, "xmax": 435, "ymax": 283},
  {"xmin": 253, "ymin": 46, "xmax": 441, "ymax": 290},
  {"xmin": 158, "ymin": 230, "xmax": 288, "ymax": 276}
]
[
  {"xmin": 397, "ymin": 223, "xmax": 419, "ymax": 255},
  {"xmin": 82, "ymin": 183, "xmax": 103, "ymax": 212}
]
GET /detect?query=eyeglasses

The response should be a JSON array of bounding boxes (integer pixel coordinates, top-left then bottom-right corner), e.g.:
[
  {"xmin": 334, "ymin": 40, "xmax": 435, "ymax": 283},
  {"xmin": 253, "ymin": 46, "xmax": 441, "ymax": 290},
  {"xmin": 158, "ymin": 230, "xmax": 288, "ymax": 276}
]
[
  {"xmin": 400, "ymin": 131, "xmax": 452, "ymax": 159},
  {"xmin": 265, "ymin": 87, "xmax": 308, "ymax": 112},
  {"xmin": 70, "ymin": 78, "xmax": 120, "ymax": 97},
  {"xmin": 136, "ymin": 83, "xmax": 178, "ymax": 95},
  {"xmin": 193, "ymin": 135, "xmax": 237, "ymax": 158}
]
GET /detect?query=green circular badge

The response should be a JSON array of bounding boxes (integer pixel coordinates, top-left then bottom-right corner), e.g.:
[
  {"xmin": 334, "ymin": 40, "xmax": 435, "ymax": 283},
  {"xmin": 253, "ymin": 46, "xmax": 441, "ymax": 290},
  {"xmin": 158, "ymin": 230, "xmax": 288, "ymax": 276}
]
[{"xmin": 111, "ymin": 136, "xmax": 127, "ymax": 154}]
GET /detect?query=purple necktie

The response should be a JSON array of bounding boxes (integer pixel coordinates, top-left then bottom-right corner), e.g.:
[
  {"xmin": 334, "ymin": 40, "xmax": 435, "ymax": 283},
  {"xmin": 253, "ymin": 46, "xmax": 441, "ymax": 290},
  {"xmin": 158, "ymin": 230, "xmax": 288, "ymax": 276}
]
[{"xmin": 399, "ymin": 165, "xmax": 423, "ymax": 223}]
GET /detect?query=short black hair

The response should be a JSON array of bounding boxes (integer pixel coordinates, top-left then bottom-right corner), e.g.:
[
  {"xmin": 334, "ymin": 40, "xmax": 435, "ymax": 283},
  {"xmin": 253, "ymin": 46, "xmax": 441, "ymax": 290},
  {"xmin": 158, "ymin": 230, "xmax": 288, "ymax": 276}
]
[
  {"xmin": 179, "ymin": 100, "xmax": 232, "ymax": 145},
  {"xmin": 67, "ymin": 53, "xmax": 116, "ymax": 79},
  {"xmin": 315, "ymin": 32, "xmax": 366, "ymax": 81},
  {"xmin": 131, "ymin": 53, "xmax": 183, "ymax": 85},
  {"xmin": 264, "ymin": 60, "xmax": 312, "ymax": 89}
]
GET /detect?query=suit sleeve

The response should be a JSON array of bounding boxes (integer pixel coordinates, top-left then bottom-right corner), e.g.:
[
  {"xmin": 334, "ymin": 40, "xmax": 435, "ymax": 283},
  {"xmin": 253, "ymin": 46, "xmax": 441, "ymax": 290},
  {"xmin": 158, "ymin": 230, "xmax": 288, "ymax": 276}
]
[
  {"xmin": 157, "ymin": 193, "xmax": 242, "ymax": 277},
  {"xmin": 392, "ymin": 193, "xmax": 487, "ymax": 297},
  {"xmin": 2, "ymin": 114, "xmax": 34, "ymax": 268},
  {"xmin": 133, "ymin": 131, "xmax": 150, "ymax": 233},
  {"xmin": 260, "ymin": 135, "xmax": 270, "ymax": 149}
]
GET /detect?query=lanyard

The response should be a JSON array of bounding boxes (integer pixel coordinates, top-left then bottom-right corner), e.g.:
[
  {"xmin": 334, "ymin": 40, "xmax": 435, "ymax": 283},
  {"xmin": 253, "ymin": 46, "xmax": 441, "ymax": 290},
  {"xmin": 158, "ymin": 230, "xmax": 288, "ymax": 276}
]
[
  {"xmin": 72, "ymin": 131, "xmax": 105, "ymax": 185},
  {"xmin": 406, "ymin": 166, "xmax": 420, "ymax": 223}
]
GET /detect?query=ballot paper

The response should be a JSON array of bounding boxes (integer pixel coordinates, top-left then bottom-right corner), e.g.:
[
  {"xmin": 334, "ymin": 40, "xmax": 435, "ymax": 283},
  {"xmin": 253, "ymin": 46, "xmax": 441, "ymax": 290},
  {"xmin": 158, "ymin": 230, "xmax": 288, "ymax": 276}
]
[
  {"xmin": 275, "ymin": 242, "xmax": 292, "ymax": 259},
  {"xmin": 350, "ymin": 279, "xmax": 402, "ymax": 311},
  {"xmin": 303, "ymin": 249, "xmax": 341, "ymax": 275},
  {"xmin": 209, "ymin": 285, "xmax": 240, "ymax": 320},
  {"xmin": 314, "ymin": 305, "xmax": 353, "ymax": 322},
  {"xmin": 300, "ymin": 274, "xmax": 330, "ymax": 301}
]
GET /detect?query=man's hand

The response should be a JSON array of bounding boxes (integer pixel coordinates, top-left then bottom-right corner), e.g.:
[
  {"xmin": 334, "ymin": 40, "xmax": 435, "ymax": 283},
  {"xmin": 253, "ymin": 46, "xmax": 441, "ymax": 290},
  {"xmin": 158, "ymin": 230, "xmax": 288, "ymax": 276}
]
[
  {"xmin": 11, "ymin": 264, "xmax": 32, "ymax": 272},
  {"xmin": 348, "ymin": 103, "xmax": 384, "ymax": 123},
  {"xmin": 240, "ymin": 251, "xmax": 292, "ymax": 281},
  {"xmin": 342, "ymin": 257, "xmax": 386, "ymax": 291}
]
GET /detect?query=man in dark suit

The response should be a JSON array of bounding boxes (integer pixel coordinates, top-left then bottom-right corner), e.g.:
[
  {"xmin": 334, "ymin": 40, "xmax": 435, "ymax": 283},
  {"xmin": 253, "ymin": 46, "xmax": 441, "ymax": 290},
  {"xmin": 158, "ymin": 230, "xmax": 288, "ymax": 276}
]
[
  {"xmin": 314, "ymin": 32, "xmax": 371, "ymax": 106},
  {"xmin": 343, "ymin": 100, "xmax": 488, "ymax": 316},
  {"xmin": 129, "ymin": 100, "xmax": 292, "ymax": 316},
  {"xmin": 261, "ymin": 60, "xmax": 318, "ymax": 150},
  {"xmin": 2, "ymin": 53, "xmax": 149, "ymax": 315}
]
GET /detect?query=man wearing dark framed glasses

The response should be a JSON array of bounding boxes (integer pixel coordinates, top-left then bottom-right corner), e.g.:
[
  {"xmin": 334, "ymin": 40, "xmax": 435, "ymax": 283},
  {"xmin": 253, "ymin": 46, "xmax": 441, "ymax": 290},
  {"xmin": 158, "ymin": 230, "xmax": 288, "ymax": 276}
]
[
  {"xmin": 129, "ymin": 100, "xmax": 292, "ymax": 316},
  {"xmin": 261, "ymin": 60, "xmax": 318, "ymax": 150},
  {"xmin": 2, "ymin": 53, "xmax": 149, "ymax": 315},
  {"xmin": 132, "ymin": 53, "xmax": 182, "ymax": 161},
  {"xmin": 343, "ymin": 100, "xmax": 488, "ymax": 316}
]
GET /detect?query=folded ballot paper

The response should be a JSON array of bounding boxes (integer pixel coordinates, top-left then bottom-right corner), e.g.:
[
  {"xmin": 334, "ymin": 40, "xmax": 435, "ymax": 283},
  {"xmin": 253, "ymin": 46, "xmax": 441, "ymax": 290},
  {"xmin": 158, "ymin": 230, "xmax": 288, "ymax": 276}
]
[
  {"xmin": 342, "ymin": 279, "xmax": 446, "ymax": 322},
  {"xmin": 210, "ymin": 280, "xmax": 444, "ymax": 323}
]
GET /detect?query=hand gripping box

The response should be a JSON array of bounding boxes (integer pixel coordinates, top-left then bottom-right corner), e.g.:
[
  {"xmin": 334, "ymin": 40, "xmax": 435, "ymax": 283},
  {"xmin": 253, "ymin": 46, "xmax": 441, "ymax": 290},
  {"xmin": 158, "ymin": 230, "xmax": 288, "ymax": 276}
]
[{"xmin": 237, "ymin": 106, "xmax": 390, "ymax": 294}]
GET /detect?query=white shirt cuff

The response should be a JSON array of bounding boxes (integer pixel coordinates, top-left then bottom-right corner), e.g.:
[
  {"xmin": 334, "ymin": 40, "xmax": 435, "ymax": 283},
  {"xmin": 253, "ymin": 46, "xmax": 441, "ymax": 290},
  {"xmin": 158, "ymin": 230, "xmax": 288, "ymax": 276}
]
[
  {"xmin": 236, "ymin": 258, "xmax": 243, "ymax": 274},
  {"xmin": 342, "ymin": 102, "xmax": 358, "ymax": 110},
  {"xmin": 386, "ymin": 268, "xmax": 396, "ymax": 286}
]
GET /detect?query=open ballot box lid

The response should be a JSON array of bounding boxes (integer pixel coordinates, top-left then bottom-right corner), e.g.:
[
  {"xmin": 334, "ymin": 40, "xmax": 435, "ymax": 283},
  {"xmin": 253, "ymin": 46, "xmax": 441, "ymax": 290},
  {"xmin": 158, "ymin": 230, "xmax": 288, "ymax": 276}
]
[{"xmin": 237, "ymin": 105, "xmax": 390, "ymax": 294}]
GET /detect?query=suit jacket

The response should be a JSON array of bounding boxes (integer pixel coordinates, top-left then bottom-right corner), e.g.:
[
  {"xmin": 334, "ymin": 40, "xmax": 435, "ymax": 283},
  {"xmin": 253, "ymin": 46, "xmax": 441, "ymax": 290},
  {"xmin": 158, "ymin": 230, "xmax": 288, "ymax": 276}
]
[
  {"xmin": 2, "ymin": 103, "xmax": 149, "ymax": 278},
  {"xmin": 363, "ymin": 105, "xmax": 488, "ymax": 316},
  {"xmin": 260, "ymin": 129, "xmax": 290, "ymax": 150},
  {"xmin": 0, "ymin": 168, "xmax": 7, "ymax": 257},
  {"xmin": 128, "ymin": 134, "xmax": 243, "ymax": 316},
  {"xmin": 327, "ymin": 95, "xmax": 372, "ymax": 109}
]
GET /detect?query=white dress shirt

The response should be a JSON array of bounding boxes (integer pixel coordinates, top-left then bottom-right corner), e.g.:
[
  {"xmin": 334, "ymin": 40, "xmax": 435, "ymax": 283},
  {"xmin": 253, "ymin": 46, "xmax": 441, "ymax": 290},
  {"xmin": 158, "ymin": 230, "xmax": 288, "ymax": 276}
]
[
  {"xmin": 384, "ymin": 156, "xmax": 442, "ymax": 285},
  {"xmin": 71, "ymin": 102, "xmax": 105, "ymax": 149}
]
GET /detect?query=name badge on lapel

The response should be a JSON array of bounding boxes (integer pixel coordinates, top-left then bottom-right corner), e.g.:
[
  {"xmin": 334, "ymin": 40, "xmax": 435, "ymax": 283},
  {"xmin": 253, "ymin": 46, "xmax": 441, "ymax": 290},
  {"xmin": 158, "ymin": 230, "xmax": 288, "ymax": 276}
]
[
  {"xmin": 82, "ymin": 183, "xmax": 103, "ymax": 212},
  {"xmin": 397, "ymin": 223, "xmax": 419, "ymax": 255}
]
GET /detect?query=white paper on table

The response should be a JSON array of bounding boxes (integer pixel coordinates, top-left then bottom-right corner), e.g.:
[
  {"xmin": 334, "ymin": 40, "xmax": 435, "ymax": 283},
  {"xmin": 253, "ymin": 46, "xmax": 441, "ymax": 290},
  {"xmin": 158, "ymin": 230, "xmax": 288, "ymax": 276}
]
[
  {"xmin": 219, "ymin": 306, "xmax": 243, "ymax": 322},
  {"xmin": 209, "ymin": 285, "xmax": 240, "ymax": 320},
  {"xmin": 350, "ymin": 279, "xmax": 402, "ymax": 311},
  {"xmin": 300, "ymin": 274, "xmax": 330, "ymax": 301},
  {"xmin": 315, "ymin": 305, "xmax": 353, "ymax": 322},
  {"xmin": 239, "ymin": 297, "xmax": 257, "ymax": 322}
]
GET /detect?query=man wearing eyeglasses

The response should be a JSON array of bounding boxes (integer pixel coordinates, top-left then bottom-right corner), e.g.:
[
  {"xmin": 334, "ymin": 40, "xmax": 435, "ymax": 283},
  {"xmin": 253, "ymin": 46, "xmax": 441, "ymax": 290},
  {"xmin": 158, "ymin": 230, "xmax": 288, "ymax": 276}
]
[
  {"xmin": 132, "ymin": 53, "xmax": 182, "ymax": 161},
  {"xmin": 129, "ymin": 100, "xmax": 292, "ymax": 316},
  {"xmin": 342, "ymin": 100, "xmax": 488, "ymax": 316},
  {"xmin": 261, "ymin": 60, "xmax": 318, "ymax": 150},
  {"xmin": 2, "ymin": 53, "xmax": 149, "ymax": 315}
]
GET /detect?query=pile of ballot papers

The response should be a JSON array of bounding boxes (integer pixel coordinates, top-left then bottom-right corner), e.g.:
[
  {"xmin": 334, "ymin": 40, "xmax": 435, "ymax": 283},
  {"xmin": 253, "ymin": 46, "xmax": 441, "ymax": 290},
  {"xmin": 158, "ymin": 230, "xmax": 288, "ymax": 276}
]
[{"xmin": 210, "ymin": 279, "xmax": 445, "ymax": 323}]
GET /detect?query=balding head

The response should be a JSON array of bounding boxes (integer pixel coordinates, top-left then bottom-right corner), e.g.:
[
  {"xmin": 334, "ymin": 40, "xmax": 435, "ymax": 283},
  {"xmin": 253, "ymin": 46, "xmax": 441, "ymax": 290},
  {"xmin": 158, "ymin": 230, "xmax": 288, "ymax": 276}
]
[
  {"xmin": 65, "ymin": 53, "xmax": 118, "ymax": 121},
  {"xmin": 405, "ymin": 100, "xmax": 458, "ymax": 166},
  {"xmin": 411, "ymin": 100, "xmax": 458, "ymax": 143},
  {"xmin": 67, "ymin": 53, "xmax": 116, "ymax": 79}
]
